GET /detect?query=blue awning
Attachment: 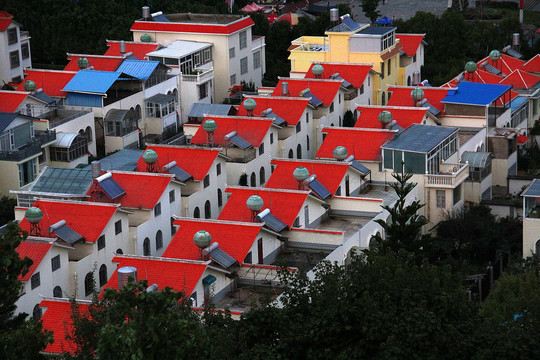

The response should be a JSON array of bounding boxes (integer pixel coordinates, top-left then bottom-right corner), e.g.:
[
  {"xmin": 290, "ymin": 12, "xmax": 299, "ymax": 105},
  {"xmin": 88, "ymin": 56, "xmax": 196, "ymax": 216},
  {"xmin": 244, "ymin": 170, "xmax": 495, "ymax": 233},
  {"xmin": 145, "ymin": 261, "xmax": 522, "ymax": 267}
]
[
  {"xmin": 441, "ymin": 81, "xmax": 512, "ymax": 106},
  {"xmin": 116, "ymin": 60, "xmax": 160, "ymax": 81}
]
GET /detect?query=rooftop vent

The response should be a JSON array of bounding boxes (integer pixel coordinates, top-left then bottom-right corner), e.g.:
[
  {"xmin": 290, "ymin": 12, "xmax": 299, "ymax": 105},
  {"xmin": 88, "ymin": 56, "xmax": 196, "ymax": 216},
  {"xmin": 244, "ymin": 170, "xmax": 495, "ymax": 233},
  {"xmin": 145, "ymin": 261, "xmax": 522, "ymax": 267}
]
[
  {"xmin": 142, "ymin": 6, "xmax": 151, "ymax": 21},
  {"xmin": 24, "ymin": 80, "xmax": 36, "ymax": 92},
  {"xmin": 312, "ymin": 64, "xmax": 324, "ymax": 78},
  {"xmin": 91, "ymin": 161, "xmax": 101, "ymax": 178},
  {"xmin": 118, "ymin": 266, "xmax": 137, "ymax": 290},
  {"xmin": 412, "ymin": 71, "xmax": 421, "ymax": 86},
  {"xmin": 77, "ymin": 57, "xmax": 89, "ymax": 69},
  {"xmin": 243, "ymin": 98, "xmax": 257, "ymax": 116},
  {"xmin": 119, "ymin": 40, "xmax": 126, "ymax": 55},
  {"xmin": 281, "ymin": 82, "xmax": 289, "ymax": 96},
  {"xmin": 489, "ymin": 49, "xmax": 501, "ymax": 62},
  {"xmin": 411, "ymin": 87, "xmax": 424, "ymax": 103}
]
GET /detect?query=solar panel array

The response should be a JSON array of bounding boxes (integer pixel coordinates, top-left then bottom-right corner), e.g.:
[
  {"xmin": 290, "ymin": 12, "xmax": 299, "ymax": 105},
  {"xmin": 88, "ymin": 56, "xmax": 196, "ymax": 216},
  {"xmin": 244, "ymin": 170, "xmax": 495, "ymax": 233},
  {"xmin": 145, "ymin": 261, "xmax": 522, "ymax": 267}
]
[
  {"xmin": 230, "ymin": 134, "xmax": 253, "ymax": 149},
  {"xmin": 168, "ymin": 165, "xmax": 193, "ymax": 182},
  {"xmin": 261, "ymin": 212, "xmax": 288, "ymax": 232},
  {"xmin": 308, "ymin": 179, "xmax": 332, "ymax": 200},
  {"xmin": 32, "ymin": 167, "xmax": 92, "ymax": 194},
  {"xmin": 99, "ymin": 177, "xmax": 126, "ymax": 199},
  {"xmin": 54, "ymin": 225, "xmax": 84, "ymax": 244},
  {"xmin": 342, "ymin": 16, "xmax": 361, "ymax": 31},
  {"xmin": 304, "ymin": 91, "xmax": 323, "ymax": 107},
  {"xmin": 267, "ymin": 111, "xmax": 287, "ymax": 126},
  {"xmin": 350, "ymin": 160, "xmax": 371, "ymax": 176},
  {"xmin": 209, "ymin": 247, "xmax": 238, "ymax": 268}
]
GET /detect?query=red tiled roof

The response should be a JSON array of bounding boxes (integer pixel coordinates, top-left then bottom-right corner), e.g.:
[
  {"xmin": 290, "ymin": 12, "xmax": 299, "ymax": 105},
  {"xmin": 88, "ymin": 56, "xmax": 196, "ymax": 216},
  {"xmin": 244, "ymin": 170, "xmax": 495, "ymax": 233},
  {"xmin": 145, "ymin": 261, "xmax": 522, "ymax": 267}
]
[
  {"xmin": 87, "ymin": 172, "xmax": 172, "ymax": 209},
  {"xmin": 396, "ymin": 34, "xmax": 424, "ymax": 57},
  {"xmin": 518, "ymin": 134, "xmax": 528, "ymax": 144},
  {"xmin": 104, "ymin": 41, "xmax": 160, "ymax": 59},
  {"xmin": 131, "ymin": 16, "xmax": 254, "ymax": 35},
  {"xmin": 499, "ymin": 69, "xmax": 540, "ymax": 89},
  {"xmin": 163, "ymin": 218, "xmax": 263, "ymax": 263},
  {"xmin": 272, "ymin": 78, "xmax": 342, "ymax": 106},
  {"xmin": 136, "ymin": 145, "xmax": 220, "ymax": 181},
  {"xmin": 521, "ymin": 54, "xmax": 540, "ymax": 73},
  {"xmin": 0, "ymin": 90, "xmax": 28, "ymax": 112},
  {"xmin": 304, "ymin": 63, "xmax": 372, "ymax": 88},
  {"xmin": 16, "ymin": 241, "xmax": 53, "ymax": 281},
  {"xmin": 40, "ymin": 300, "xmax": 90, "ymax": 354},
  {"xmin": 18, "ymin": 200, "xmax": 118, "ymax": 242},
  {"xmin": 354, "ymin": 105, "xmax": 426, "ymax": 129},
  {"xmin": 64, "ymin": 55, "xmax": 124, "ymax": 72},
  {"xmin": 265, "ymin": 159, "xmax": 349, "ymax": 196},
  {"xmin": 477, "ymin": 54, "xmax": 525, "ymax": 77},
  {"xmin": 0, "ymin": 11, "xmax": 13, "ymax": 31},
  {"xmin": 451, "ymin": 69, "xmax": 504, "ymax": 86},
  {"xmin": 218, "ymin": 187, "xmax": 309, "ymax": 227},
  {"xmin": 316, "ymin": 128, "xmax": 394, "ymax": 161},
  {"xmin": 387, "ymin": 86, "xmax": 450, "ymax": 116},
  {"xmin": 236, "ymin": 96, "xmax": 310, "ymax": 126},
  {"xmin": 103, "ymin": 256, "xmax": 207, "ymax": 295},
  {"xmin": 16, "ymin": 69, "xmax": 77, "ymax": 98},
  {"xmin": 191, "ymin": 116, "xmax": 273, "ymax": 147}
]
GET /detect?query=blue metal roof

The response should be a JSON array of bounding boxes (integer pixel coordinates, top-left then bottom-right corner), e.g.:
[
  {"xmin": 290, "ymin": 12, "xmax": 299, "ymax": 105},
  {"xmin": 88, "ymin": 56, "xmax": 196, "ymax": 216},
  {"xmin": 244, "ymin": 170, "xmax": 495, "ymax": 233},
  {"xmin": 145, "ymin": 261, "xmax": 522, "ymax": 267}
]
[
  {"xmin": 511, "ymin": 96, "xmax": 529, "ymax": 113},
  {"xmin": 441, "ymin": 81, "xmax": 512, "ymax": 106},
  {"xmin": 188, "ymin": 103, "xmax": 233, "ymax": 118},
  {"xmin": 523, "ymin": 179, "xmax": 540, "ymax": 197},
  {"xmin": 96, "ymin": 149, "xmax": 143, "ymax": 172},
  {"xmin": 63, "ymin": 71, "xmax": 121, "ymax": 94},
  {"xmin": 382, "ymin": 124, "xmax": 458, "ymax": 153},
  {"xmin": 116, "ymin": 60, "xmax": 160, "ymax": 81}
]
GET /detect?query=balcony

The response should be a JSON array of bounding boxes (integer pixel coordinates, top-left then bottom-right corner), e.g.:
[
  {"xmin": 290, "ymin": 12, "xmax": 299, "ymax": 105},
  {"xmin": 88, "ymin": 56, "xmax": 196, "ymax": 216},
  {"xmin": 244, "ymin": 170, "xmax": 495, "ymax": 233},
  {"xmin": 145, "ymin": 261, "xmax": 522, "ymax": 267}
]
[
  {"xmin": 0, "ymin": 130, "xmax": 56, "ymax": 162},
  {"xmin": 426, "ymin": 163, "xmax": 469, "ymax": 188},
  {"xmin": 181, "ymin": 68, "xmax": 214, "ymax": 84}
]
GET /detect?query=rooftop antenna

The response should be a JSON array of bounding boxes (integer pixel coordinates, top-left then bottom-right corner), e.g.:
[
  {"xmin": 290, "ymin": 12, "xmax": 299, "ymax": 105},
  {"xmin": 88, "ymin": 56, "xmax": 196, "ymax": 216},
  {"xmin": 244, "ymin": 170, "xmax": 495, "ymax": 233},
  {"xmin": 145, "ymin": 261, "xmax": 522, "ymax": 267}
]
[
  {"xmin": 293, "ymin": 166, "xmax": 310, "ymax": 190},
  {"xmin": 142, "ymin": 149, "xmax": 158, "ymax": 173},
  {"xmin": 25, "ymin": 207, "xmax": 43, "ymax": 237},
  {"xmin": 246, "ymin": 195, "xmax": 264, "ymax": 222},
  {"xmin": 203, "ymin": 119, "xmax": 217, "ymax": 146},
  {"xmin": 193, "ymin": 230, "xmax": 212, "ymax": 260}
]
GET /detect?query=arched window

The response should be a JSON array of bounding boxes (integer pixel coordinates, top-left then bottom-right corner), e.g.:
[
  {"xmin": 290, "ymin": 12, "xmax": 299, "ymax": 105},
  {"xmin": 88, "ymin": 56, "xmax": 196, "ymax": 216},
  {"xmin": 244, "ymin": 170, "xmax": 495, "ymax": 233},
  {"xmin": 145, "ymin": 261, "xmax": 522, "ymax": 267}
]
[
  {"xmin": 217, "ymin": 189, "xmax": 223, "ymax": 207},
  {"xmin": 85, "ymin": 126, "xmax": 93, "ymax": 142},
  {"xmin": 194, "ymin": 207, "xmax": 200, "ymax": 218},
  {"xmin": 259, "ymin": 167, "xmax": 266, "ymax": 185},
  {"xmin": 33, "ymin": 304, "xmax": 42, "ymax": 320},
  {"xmin": 99, "ymin": 264, "xmax": 107, "ymax": 287},
  {"xmin": 250, "ymin": 172, "xmax": 256, "ymax": 187},
  {"xmin": 116, "ymin": 248, "xmax": 123, "ymax": 254},
  {"xmin": 205, "ymin": 200, "xmax": 211, "ymax": 219},
  {"xmin": 156, "ymin": 230, "xmax": 163, "ymax": 250},
  {"xmin": 170, "ymin": 217, "xmax": 176, "ymax": 236},
  {"xmin": 135, "ymin": 105, "xmax": 142, "ymax": 119},
  {"xmin": 536, "ymin": 239, "xmax": 540, "ymax": 255},
  {"xmin": 288, "ymin": 149, "xmax": 294, "ymax": 159},
  {"xmin": 296, "ymin": 144, "xmax": 302, "ymax": 159},
  {"xmin": 53, "ymin": 286, "xmax": 62, "ymax": 298},
  {"xmin": 143, "ymin": 238, "xmax": 151, "ymax": 256},
  {"xmin": 84, "ymin": 272, "xmax": 94, "ymax": 296}
]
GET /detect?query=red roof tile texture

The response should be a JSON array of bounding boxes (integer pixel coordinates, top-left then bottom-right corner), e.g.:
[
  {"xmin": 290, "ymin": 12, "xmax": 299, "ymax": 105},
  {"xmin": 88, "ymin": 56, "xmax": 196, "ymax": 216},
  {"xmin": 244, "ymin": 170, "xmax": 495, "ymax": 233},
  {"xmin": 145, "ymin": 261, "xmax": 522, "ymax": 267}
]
[
  {"xmin": 191, "ymin": 116, "xmax": 273, "ymax": 147},
  {"xmin": 218, "ymin": 187, "xmax": 309, "ymax": 227},
  {"xmin": 104, "ymin": 41, "xmax": 159, "ymax": 59},
  {"xmin": 265, "ymin": 159, "xmax": 348, "ymax": 196},
  {"xmin": 477, "ymin": 54, "xmax": 525, "ymax": 77},
  {"xmin": 64, "ymin": 55, "xmax": 124, "ymax": 72},
  {"xmin": 304, "ymin": 63, "xmax": 372, "ymax": 88},
  {"xmin": 104, "ymin": 256, "xmax": 207, "ymax": 295},
  {"xmin": 16, "ymin": 241, "xmax": 53, "ymax": 281},
  {"xmin": 0, "ymin": 91, "xmax": 27, "ymax": 112},
  {"xmin": 18, "ymin": 200, "xmax": 118, "ymax": 243},
  {"xmin": 316, "ymin": 128, "xmax": 394, "ymax": 161},
  {"xmin": 88, "ymin": 172, "xmax": 172, "ymax": 209},
  {"xmin": 163, "ymin": 218, "xmax": 263, "ymax": 263},
  {"xmin": 40, "ymin": 300, "xmax": 90, "ymax": 354},
  {"xmin": 387, "ymin": 86, "xmax": 450, "ymax": 116},
  {"xmin": 354, "ymin": 106, "xmax": 426, "ymax": 129},
  {"xmin": 130, "ymin": 16, "xmax": 254, "ymax": 35},
  {"xmin": 521, "ymin": 54, "xmax": 540, "ymax": 73},
  {"xmin": 136, "ymin": 145, "xmax": 220, "ymax": 181},
  {"xmin": 237, "ymin": 96, "xmax": 309, "ymax": 126},
  {"xmin": 395, "ymin": 34, "xmax": 424, "ymax": 57},
  {"xmin": 272, "ymin": 78, "xmax": 342, "ymax": 106},
  {"xmin": 16, "ymin": 69, "xmax": 77, "ymax": 97},
  {"xmin": 0, "ymin": 11, "xmax": 13, "ymax": 31},
  {"xmin": 499, "ymin": 69, "xmax": 540, "ymax": 89}
]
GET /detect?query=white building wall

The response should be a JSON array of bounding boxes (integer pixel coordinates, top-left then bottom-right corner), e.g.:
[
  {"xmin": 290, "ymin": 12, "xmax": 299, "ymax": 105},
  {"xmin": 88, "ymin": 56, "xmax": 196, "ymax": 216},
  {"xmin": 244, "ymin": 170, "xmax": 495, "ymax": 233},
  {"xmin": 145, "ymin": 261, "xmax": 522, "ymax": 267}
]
[{"xmin": 0, "ymin": 22, "xmax": 26, "ymax": 84}]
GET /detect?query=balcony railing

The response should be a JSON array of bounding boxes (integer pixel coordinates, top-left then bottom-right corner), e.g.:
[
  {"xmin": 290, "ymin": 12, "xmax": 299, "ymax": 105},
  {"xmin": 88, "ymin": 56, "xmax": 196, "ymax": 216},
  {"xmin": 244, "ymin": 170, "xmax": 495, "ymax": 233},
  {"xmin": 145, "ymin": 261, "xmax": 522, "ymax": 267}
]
[
  {"xmin": 0, "ymin": 133, "xmax": 56, "ymax": 162},
  {"xmin": 182, "ymin": 69, "xmax": 214, "ymax": 83},
  {"xmin": 426, "ymin": 163, "xmax": 469, "ymax": 188}
]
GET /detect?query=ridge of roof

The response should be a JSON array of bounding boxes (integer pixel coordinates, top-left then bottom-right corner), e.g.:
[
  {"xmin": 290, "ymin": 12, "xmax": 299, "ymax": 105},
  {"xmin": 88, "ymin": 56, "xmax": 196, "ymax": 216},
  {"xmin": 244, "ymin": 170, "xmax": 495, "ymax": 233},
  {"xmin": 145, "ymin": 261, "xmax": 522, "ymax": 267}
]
[
  {"xmin": 316, "ymin": 127, "xmax": 395, "ymax": 161},
  {"xmin": 191, "ymin": 116, "xmax": 273, "ymax": 148}
]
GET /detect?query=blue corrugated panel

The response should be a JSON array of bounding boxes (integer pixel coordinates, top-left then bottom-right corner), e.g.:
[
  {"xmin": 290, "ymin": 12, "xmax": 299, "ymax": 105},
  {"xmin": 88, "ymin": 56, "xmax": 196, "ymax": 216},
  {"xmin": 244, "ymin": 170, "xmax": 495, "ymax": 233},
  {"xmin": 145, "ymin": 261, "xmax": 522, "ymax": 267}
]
[
  {"xmin": 441, "ymin": 81, "xmax": 512, "ymax": 106},
  {"xmin": 65, "ymin": 92, "xmax": 103, "ymax": 107},
  {"xmin": 116, "ymin": 60, "xmax": 159, "ymax": 81},
  {"xmin": 63, "ymin": 71, "xmax": 121, "ymax": 94},
  {"xmin": 382, "ymin": 124, "xmax": 457, "ymax": 153},
  {"xmin": 511, "ymin": 96, "xmax": 529, "ymax": 113},
  {"xmin": 99, "ymin": 177, "xmax": 126, "ymax": 199}
]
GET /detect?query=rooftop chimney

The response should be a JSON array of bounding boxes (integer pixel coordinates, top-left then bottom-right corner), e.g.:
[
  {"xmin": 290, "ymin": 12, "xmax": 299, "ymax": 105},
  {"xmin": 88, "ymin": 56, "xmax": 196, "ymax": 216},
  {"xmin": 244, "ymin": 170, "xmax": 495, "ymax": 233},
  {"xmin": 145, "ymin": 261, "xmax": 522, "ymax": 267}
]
[{"xmin": 119, "ymin": 40, "xmax": 126, "ymax": 55}]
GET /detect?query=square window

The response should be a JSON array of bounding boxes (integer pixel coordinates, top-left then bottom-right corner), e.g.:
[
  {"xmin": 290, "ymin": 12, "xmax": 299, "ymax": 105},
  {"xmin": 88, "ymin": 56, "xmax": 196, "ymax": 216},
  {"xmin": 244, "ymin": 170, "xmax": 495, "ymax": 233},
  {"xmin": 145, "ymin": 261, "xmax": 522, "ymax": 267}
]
[
  {"xmin": 51, "ymin": 255, "xmax": 60, "ymax": 272},
  {"xmin": 239, "ymin": 30, "xmax": 247, "ymax": 49},
  {"xmin": 230, "ymin": 74, "xmax": 236, "ymax": 86},
  {"xmin": 97, "ymin": 235, "xmax": 106, "ymax": 250},
  {"xmin": 169, "ymin": 189, "xmax": 175, "ymax": 203},
  {"xmin": 240, "ymin": 57, "xmax": 248, "ymax": 75},
  {"xmin": 216, "ymin": 163, "xmax": 221, "ymax": 176},
  {"xmin": 10, "ymin": 51, "xmax": 20, "ymax": 69},
  {"xmin": 203, "ymin": 175, "xmax": 210, "ymax": 188},
  {"xmin": 115, "ymin": 220, "xmax": 122, "ymax": 235},
  {"xmin": 31, "ymin": 272, "xmax": 40, "ymax": 290},
  {"xmin": 154, "ymin": 202, "xmax": 162, "ymax": 217},
  {"xmin": 21, "ymin": 43, "xmax": 29, "ymax": 60},
  {"xmin": 436, "ymin": 190, "xmax": 446, "ymax": 208},
  {"xmin": 229, "ymin": 47, "xmax": 235, "ymax": 59},
  {"xmin": 8, "ymin": 28, "xmax": 17, "ymax": 45},
  {"xmin": 253, "ymin": 50, "xmax": 261, "ymax": 69}
]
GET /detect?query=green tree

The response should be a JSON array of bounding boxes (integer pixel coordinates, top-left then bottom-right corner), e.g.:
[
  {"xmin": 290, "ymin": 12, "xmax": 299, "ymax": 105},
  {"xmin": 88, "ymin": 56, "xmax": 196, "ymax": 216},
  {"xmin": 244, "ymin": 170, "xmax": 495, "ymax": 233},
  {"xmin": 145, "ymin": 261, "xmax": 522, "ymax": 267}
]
[
  {"xmin": 67, "ymin": 280, "xmax": 207, "ymax": 360},
  {"xmin": 342, "ymin": 110, "xmax": 355, "ymax": 127},
  {"xmin": 0, "ymin": 196, "xmax": 16, "ymax": 226},
  {"xmin": 361, "ymin": 0, "xmax": 381, "ymax": 23},
  {"xmin": 0, "ymin": 222, "xmax": 52, "ymax": 359}
]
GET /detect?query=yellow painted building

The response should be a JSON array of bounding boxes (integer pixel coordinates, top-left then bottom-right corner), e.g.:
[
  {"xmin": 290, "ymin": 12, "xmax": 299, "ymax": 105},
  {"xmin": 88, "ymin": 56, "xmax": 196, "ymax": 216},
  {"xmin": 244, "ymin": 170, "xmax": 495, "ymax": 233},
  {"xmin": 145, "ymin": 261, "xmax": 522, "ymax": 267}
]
[{"xmin": 289, "ymin": 18, "xmax": 401, "ymax": 105}]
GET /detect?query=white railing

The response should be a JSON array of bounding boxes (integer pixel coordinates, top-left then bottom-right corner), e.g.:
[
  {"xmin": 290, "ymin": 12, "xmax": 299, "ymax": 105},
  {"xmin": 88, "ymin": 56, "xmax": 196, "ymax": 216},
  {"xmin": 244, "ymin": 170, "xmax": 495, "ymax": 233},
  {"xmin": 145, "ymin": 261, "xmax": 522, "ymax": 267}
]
[
  {"xmin": 426, "ymin": 163, "xmax": 469, "ymax": 187},
  {"xmin": 182, "ymin": 69, "xmax": 214, "ymax": 83}
]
